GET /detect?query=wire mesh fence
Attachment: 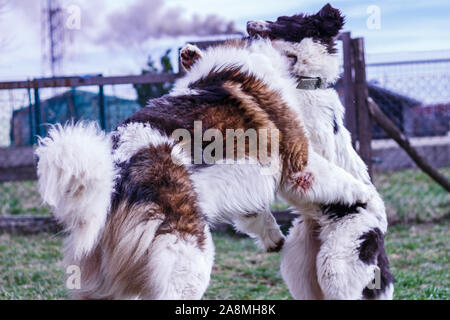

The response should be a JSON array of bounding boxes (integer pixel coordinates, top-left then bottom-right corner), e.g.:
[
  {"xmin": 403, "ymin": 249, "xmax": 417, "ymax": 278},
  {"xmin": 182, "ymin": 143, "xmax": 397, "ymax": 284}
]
[
  {"xmin": 364, "ymin": 51, "xmax": 450, "ymax": 223},
  {"xmin": 5, "ymin": 84, "xmax": 143, "ymax": 147},
  {"xmin": 364, "ymin": 52, "xmax": 450, "ymax": 172}
]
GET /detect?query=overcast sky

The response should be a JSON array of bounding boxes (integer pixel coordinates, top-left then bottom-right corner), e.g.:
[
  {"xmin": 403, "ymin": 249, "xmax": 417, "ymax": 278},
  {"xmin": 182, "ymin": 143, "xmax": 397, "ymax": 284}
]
[{"xmin": 0, "ymin": 0, "xmax": 449, "ymax": 80}]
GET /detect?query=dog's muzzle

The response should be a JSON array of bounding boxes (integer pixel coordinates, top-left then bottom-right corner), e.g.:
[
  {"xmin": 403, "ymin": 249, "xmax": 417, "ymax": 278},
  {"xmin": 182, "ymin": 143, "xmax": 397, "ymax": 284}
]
[{"xmin": 247, "ymin": 20, "xmax": 272, "ymax": 38}]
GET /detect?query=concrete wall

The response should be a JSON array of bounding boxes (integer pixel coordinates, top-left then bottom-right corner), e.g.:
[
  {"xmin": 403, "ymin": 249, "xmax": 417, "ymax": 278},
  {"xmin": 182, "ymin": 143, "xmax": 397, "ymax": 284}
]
[{"xmin": 372, "ymin": 136, "xmax": 450, "ymax": 171}]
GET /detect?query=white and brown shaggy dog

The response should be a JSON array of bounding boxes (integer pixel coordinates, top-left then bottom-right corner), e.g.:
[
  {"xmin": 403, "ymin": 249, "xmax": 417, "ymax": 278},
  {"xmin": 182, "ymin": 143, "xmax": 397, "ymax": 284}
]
[
  {"xmin": 36, "ymin": 18, "xmax": 371, "ymax": 299},
  {"xmin": 245, "ymin": 4, "xmax": 394, "ymax": 299}
]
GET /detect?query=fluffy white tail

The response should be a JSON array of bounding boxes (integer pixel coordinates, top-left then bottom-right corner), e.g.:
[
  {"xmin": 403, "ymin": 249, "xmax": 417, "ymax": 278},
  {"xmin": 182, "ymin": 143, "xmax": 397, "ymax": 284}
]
[{"xmin": 36, "ymin": 122, "xmax": 115, "ymax": 260}]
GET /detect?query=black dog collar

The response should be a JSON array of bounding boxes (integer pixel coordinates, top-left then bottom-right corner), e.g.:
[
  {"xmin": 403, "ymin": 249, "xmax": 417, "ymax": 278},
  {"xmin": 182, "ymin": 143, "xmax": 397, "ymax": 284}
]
[{"xmin": 296, "ymin": 76, "xmax": 328, "ymax": 90}]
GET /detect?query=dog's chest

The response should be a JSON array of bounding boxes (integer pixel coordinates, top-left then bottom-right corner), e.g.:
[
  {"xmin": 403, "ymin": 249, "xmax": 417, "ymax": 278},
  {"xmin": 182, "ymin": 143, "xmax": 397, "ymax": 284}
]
[{"xmin": 296, "ymin": 91, "xmax": 338, "ymax": 161}]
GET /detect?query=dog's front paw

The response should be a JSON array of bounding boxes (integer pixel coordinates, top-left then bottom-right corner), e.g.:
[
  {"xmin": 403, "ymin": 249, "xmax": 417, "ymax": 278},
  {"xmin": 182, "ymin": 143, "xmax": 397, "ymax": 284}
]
[
  {"xmin": 266, "ymin": 237, "xmax": 285, "ymax": 253},
  {"xmin": 260, "ymin": 229, "xmax": 286, "ymax": 253},
  {"xmin": 180, "ymin": 44, "xmax": 202, "ymax": 71},
  {"xmin": 292, "ymin": 171, "xmax": 314, "ymax": 192}
]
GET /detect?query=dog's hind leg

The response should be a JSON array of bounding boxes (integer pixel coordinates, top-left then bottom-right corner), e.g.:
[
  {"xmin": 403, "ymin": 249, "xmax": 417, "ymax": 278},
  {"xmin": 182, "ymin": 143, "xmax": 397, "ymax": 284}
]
[
  {"xmin": 316, "ymin": 194, "xmax": 394, "ymax": 300},
  {"xmin": 141, "ymin": 226, "xmax": 215, "ymax": 300},
  {"xmin": 281, "ymin": 216, "xmax": 323, "ymax": 299},
  {"xmin": 233, "ymin": 207, "xmax": 285, "ymax": 252}
]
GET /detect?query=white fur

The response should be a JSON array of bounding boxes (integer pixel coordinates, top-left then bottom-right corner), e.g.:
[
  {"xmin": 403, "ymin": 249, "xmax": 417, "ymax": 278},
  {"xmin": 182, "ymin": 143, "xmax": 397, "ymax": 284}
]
[
  {"xmin": 280, "ymin": 217, "xmax": 323, "ymax": 299},
  {"xmin": 40, "ymin": 121, "xmax": 211, "ymax": 300},
  {"xmin": 280, "ymin": 147, "xmax": 372, "ymax": 208},
  {"xmin": 145, "ymin": 226, "xmax": 215, "ymax": 300},
  {"xmin": 173, "ymin": 39, "xmax": 302, "ymax": 124},
  {"xmin": 273, "ymin": 38, "xmax": 340, "ymax": 84},
  {"xmin": 191, "ymin": 160, "xmax": 285, "ymax": 251},
  {"xmin": 36, "ymin": 122, "xmax": 114, "ymax": 260},
  {"xmin": 113, "ymin": 122, "xmax": 190, "ymax": 166},
  {"xmin": 314, "ymin": 194, "xmax": 387, "ymax": 299}
]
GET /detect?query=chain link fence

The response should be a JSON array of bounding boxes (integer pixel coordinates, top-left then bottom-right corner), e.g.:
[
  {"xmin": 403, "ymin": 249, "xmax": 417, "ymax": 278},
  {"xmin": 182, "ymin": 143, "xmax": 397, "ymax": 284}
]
[{"xmin": 363, "ymin": 51, "xmax": 450, "ymax": 223}]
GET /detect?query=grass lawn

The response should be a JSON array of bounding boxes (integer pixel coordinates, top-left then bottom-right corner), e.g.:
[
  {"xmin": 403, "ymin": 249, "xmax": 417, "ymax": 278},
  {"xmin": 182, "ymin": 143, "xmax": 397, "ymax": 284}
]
[
  {"xmin": 0, "ymin": 222, "xmax": 448, "ymax": 300},
  {"xmin": 0, "ymin": 167, "xmax": 448, "ymax": 299},
  {"xmin": 0, "ymin": 181, "xmax": 50, "ymax": 216},
  {"xmin": 373, "ymin": 168, "xmax": 450, "ymax": 224}
]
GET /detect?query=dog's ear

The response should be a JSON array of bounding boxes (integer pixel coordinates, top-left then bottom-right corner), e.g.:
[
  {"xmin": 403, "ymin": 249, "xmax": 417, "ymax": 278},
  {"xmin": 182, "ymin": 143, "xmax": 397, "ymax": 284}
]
[{"xmin": 315, "ymin": 3, "xmax": 345, "ymax": 37}]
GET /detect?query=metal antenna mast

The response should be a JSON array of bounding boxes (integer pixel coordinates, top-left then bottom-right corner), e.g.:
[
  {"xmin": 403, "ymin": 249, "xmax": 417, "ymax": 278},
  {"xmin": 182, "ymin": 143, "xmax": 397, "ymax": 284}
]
[{"xmin": 41, "ymin": 0, "xmax": 65, "ymax": 77}]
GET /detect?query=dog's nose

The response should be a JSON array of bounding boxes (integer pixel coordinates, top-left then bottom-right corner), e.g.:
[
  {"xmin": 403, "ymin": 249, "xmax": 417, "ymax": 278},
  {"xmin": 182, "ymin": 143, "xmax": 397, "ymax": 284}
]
[{"xmin": 247, "ymin": 20, "xmax": 271, "ymax": 38}]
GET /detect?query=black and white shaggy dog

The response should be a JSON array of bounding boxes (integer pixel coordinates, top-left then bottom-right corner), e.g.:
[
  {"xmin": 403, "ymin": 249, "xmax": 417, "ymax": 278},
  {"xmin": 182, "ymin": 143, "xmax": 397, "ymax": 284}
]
[
  {"xmin": 35, "ymin": 10, "xmax": 371, "ymax": 299},
  {"xmin": 245, "ymin": 4, "xmax": 394, "ymax": 299}
]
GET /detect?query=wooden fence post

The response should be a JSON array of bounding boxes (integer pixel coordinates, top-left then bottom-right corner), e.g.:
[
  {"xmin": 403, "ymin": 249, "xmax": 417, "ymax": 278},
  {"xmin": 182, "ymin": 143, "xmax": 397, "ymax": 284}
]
[
  {"xmin": 340, "ymin": 32, "xmax": 357, "ymax": 147},
  {"xmin": 352, "ymin": 37, "xmax": 373, "ymax": 178}
]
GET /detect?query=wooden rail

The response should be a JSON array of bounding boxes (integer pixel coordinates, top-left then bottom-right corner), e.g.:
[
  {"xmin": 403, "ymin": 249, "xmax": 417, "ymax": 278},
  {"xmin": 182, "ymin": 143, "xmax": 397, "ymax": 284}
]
[
  {"xmin": 0, "ymin": 210, "xmax": 297, "ymax": 235},
  {"xmin": 0, "ymin": 73, "xmax": 180, "ymax": 90},
  {"xmin": 0, "ymin": 147, "xmax": 36, "ymax": 182}
]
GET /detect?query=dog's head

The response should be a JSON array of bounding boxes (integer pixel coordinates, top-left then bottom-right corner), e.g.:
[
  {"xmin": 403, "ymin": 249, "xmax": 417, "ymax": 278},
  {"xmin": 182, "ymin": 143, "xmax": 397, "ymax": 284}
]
[{"xmin": 247, "ymin": 3, "xmax": 344, "ymax": 82}]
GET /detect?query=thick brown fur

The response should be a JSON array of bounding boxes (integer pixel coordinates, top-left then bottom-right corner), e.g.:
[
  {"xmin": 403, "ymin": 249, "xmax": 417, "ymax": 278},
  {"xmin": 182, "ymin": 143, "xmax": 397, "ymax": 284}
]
[{"xmin": 111, "ymin": 143, "xmax": 206, "ymax": 247}]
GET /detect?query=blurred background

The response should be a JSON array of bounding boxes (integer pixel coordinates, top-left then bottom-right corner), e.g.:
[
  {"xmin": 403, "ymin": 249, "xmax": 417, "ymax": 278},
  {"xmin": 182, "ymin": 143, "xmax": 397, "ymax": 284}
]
[{"xmin": 0, "ymin": 0, "xmax": 448, "ymax": 300}]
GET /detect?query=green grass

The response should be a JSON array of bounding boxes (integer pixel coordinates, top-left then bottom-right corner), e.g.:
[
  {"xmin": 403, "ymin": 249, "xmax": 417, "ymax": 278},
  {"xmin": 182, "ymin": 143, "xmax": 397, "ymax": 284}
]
[
  {"xmin": 204, "ymin": 233, "xmax": 290, "ymax": 300},
  {"xmin": 385, "ymin": 223, "xmax": 449, "ymax": 299},
  {"xmin": 0, "ymin": 222, "xmax": 448, "ymax": 300},
  {"xmin": 0, "ymin": 181, "xmax": 50, "ymax": 216},
  {"xmin": 373, "ymin": 168, "xmax": 450, "ymax": 224},
  {"xmin": 0, "ymin": 233, "xmax": 66, "ymax": 299}
]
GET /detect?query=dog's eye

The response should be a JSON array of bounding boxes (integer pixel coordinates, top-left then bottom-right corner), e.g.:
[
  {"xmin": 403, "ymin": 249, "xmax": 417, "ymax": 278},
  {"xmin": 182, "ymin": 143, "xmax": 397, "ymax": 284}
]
[{"xmin": 286, "ymin": 54, "xmax": 298, "ymax": 65}]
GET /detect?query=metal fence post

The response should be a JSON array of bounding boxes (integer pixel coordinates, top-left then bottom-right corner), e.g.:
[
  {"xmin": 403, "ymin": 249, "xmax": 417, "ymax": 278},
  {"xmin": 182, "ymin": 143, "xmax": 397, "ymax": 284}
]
[
  {"xmin": 352, "ymin": 37, "xmax": 373, "ymax": 178},
  {"xmin": 27, "ymin": 86, "xmax": 35, "ymax": 145},
  {"xmin": 33, "ymin": 82, "xmax": 42, "ymax": 142},
  {"xmin": 99, "ymin": 84, "xmax": 106, "ymax": 130}
]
